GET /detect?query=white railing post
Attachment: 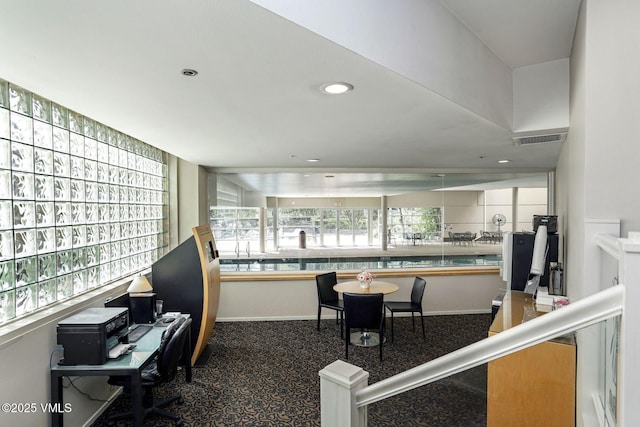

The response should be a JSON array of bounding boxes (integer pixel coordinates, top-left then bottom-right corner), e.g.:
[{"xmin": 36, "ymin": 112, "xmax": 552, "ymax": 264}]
[
  {"xmin": 319, "ymin": 360, "xmax": 369, "ymax": 427},
  {"xmin": 616, "ymin": 232, "xmax": 640, "ymax": 427}
]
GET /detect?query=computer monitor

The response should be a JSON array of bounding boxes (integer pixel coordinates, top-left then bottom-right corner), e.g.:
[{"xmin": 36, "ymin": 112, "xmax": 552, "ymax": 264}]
[{"xmin": 105, "ymin": 291, "xmax": 157, "ymax": 324}]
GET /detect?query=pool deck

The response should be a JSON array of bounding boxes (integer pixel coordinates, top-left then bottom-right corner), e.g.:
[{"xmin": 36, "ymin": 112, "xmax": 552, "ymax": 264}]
[{"xmin": 222, "ymin": 242, "xmax": 503, "ymax": 260}]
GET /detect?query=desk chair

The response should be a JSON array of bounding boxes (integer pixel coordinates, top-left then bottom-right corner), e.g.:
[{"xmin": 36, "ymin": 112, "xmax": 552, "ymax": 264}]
[
  {"xmin": 343, "ymin": 292, "xmax": 385, "ymax": 361},
  {"xmin": 316, "ymin": 272, "xmax": 344, "ymax": 338},
  {"xmin": 107, "ymin": 317, "xmax": 190, "ymax": 426},
  {"xmin": 384, "ymin": 277, "xmax": 427, "ymax": 343}
]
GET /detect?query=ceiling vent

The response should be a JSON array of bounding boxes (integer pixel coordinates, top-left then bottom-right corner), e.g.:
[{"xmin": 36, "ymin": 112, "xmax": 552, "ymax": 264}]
[{"xmin": 513, "ymin": 131, "xmax": 567, "ymax": 147}]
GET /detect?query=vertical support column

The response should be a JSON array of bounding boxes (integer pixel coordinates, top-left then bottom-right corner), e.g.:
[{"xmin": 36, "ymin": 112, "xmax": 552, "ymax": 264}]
[
  {"xmin": 367, "ymin": 209, "xmax": 373, "ymax": 246},
  {"xmin": 259, "ymin": 207, "xmax": 265, "ymax": 253},
  {"xmin": 319, "ymin": 360, "xmax": 369, "ymax": 427},
  {"xmin": 511, "ymin": 187, "xmax": 518, "ymax": 233},
  {"xmin": 336, "ymin": 209, "xmax": 341, "ymax": 247},
  {"xmin": 616, "ymin": 232, "xmax": 640, "ymax": 427},
  {"xmin": 381, "ymin": 196, "xmax": 388, "ymax": 251},
  {"xmin": 273, "ymin": 200, "xmax": 279, "ymax": 250},
  {"xmin": 547, "ymin": 171, "xmax": 555, "ymax": 215}
]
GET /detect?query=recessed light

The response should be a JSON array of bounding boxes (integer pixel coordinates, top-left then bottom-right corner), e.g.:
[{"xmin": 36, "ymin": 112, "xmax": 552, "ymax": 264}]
[
  {"xmin": 307, "ymin": 159, "xmax": 320, "ymax": 163},
  {"xmin": 181, "ymin": 69, "xmax": 198, "ymax": 77},
  {"xmin": 498, "ymin": 159, "xmax": 511, "ymax": 164},
  {"xmin": 321, "ymin": 82, "xmax": 354, "ymax": 95}
]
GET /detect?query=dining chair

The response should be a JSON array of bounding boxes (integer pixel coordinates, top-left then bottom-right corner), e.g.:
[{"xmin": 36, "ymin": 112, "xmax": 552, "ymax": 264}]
[
  {"xmin": 343, "ymin": 292, "xmax": 385, "ymax": 361},
  {"xmin": 316, "ymin": 272, "xmax": 344, "ymax": 338},
  {"xmin": 383, "ymin": 277, "xmax": 427, "ymax": 343}
]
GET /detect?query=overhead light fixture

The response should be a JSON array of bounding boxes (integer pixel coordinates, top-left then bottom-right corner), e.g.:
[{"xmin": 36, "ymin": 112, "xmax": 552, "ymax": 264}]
[
  {"xmin": 307, "ymin": 159, "xmax": 320, "ymax": 163},
  {"xmin": 321, "ymin": 82, "xmax": 353, "ymax": 95},
  {"xmin": 181, "ymin": 68, "xmax": 198, "ymax": 77},
  {"xmin": 498, "ymin": 159, "xmax": 511, "ymax": 164}
]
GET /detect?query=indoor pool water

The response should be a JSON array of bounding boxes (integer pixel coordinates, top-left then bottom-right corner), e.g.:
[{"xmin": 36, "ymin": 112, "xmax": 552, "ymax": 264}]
[{"xmin": 219, "ymin": 254, "xmax": 502, "ymax": 272}]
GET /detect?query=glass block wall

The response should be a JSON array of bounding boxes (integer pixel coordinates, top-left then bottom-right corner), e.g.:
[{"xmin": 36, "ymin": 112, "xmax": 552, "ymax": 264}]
[{"xmin": 0, "ymin": 79, "xmax": 168, "ymax": 324}]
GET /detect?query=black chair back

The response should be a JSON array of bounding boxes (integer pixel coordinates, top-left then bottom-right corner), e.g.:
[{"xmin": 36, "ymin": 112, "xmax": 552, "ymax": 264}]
[
  {"xmin": 344, "ymin": 292, "xmax": 384, "ymax": 330},
  {"xmin": 411, "ymin": 277, "xmax": 427, "ymax": 305},
  {"xmin": 316, "ymin": 272, "xmax": 339, "ymax": 304},
  {"xmin": 344, "ymin": 292, "xmax": 385, "ymax": 360},
  {"xmin": 157, "ymin": 317, "xmax": 189, "ymax": 379}
]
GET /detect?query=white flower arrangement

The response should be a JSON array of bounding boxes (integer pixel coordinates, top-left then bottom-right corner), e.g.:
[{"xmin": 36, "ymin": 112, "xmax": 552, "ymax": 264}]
[{"xmin": 357, "ymin": 271, "xmax": 373, "ymax": 285}]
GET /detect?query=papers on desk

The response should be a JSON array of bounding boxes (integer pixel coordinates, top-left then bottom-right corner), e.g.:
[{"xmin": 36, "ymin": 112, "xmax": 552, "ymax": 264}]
[
  {"xmin": 535, "ymin": 287, "xmax": 570, "ymax": 312},
  {"xmin": 536, "ymin": 287, "xmax": 554, "ymax": 305},
  {"xmin": 130, "ymin": 351, "xmax": 153, "ymax": 366}
]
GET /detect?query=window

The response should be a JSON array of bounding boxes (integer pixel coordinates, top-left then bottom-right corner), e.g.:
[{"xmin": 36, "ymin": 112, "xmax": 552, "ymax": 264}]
[
  {"xmin": 0, "ymin": 80, "xmax": 168, "ymax": 324},
  {"xmin": 278, "ymin": 208, "xmax": 320, "ymax": 248},
  {"xmin": 210, "ymin": 206, "xmax": 382, "ymax": 253},
  {"xmin": 209, "ymin": 207, "xmax": 261, "ymax": 254},
  {"xmin": 388, "ymin": 207, "xmax": 442, "ymax": 245}
]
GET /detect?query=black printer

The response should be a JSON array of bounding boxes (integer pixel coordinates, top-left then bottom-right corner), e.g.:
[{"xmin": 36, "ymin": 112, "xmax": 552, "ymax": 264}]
[{"xmin": 57, "ymin": 307, "xmax": 129, "ymax": 365}]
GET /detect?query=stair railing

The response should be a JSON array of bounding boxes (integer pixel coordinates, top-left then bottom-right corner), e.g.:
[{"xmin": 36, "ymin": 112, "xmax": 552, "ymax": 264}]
[{"xmin": 320, "ymin": 231, "xmax": 640, "ymax": 427}]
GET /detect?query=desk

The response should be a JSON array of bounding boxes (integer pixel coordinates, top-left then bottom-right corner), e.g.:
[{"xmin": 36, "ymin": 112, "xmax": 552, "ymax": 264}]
[
  {"xmin": 487, "ymin": 292, "xmax": 575, "ymax": 427},
  {"xmin": 50, "ymin": 316, "xmax": 192, "ymax": 427},
  {"xmin": 333, "ymin": 280, "xmax": 399, "ymax": 347}
]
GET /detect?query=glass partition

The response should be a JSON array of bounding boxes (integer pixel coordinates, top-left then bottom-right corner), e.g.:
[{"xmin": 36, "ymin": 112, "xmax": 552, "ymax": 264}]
[
  {"xmin": 387, "ymin": 207, "xmax": 442, "ymax": 246},
  {"xmin": 210, "ymin": 207, "xmax": 260, "ymax": 255}
]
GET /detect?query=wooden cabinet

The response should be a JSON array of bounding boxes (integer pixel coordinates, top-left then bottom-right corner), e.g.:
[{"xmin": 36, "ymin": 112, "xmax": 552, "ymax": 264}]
[{"xmin": 487, "ymin": 291, "xmax": 576, "ymax": 427}]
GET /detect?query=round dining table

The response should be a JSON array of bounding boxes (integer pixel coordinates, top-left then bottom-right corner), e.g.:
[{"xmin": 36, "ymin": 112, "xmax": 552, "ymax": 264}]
[{"xmin": 333, "ymin": 280, "xmax": 399, "ymax": 347}]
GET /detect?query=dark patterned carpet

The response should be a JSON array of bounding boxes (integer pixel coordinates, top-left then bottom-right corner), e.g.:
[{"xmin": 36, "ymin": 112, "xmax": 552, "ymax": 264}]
[{"xmin": 92, "ymin": 314, "xmax": 491, "ymax": 426}]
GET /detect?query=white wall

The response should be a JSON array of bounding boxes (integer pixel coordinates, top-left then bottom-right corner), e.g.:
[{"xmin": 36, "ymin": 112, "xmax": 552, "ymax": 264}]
[
  {"xmin": 0, "ymin": 283, "xmax": 129, "ymax": 427},
  {"xmin": 177, "ymin": 158, "xmax": 209, "ymax": 243},
  {"xmin": 582, "ymin": 0, "xmax": 640, "ymax": 234},
  {"xmin": 513, "ymin": 58, "xmax": 570, "ymax": 132},
  {"xmin": 556, "ymin": 0, "xmax": 640, "ymax": 425},
  {"xmin": 515, "ymin": 188, "xmax": 548, "ymax": 232},
  {"xmin": 217, "ymin": 272, "xmax": 503, "ymax": 321}
]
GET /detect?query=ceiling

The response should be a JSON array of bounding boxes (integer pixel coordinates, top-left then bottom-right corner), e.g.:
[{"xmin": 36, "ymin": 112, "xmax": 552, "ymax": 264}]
[{"xmin": 0, "ymin": 0, "xmax": 581, "ymax": 197}]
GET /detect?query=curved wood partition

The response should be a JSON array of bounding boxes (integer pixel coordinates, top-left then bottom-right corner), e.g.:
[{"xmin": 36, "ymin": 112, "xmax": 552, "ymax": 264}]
[
  {"xmin": 151, "ymin": 224, "xmax": 221, "ymax": 366},
  {"xmin": 191, "ymin": 225, "xmax": 221, "ymax": 366}
]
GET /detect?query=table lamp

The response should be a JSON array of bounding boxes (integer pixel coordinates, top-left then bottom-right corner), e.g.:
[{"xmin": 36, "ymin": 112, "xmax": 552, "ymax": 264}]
[
  {"xmin": 127, "ymin": 275, "xmax": 156, "ymax": 324},
  {"xmin": 127, "ymin": 275, "xmax": 153, "ymax": 293}
]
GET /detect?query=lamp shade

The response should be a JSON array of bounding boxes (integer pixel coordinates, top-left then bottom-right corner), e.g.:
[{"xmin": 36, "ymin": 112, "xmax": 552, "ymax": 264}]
[{"xmin": 127, "ymin": 275, "xmax": 153, "ymax": 293}]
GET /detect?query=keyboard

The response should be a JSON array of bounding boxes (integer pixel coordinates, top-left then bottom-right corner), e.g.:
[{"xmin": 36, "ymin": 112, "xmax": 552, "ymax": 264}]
[{"xmin": 127, "ymin": 324, "xmax": 153, "ymax": 342}]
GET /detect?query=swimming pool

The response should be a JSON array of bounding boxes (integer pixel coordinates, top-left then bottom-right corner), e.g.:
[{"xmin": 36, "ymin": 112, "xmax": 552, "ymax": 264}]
[{"xmin": 219, "ymin": 254, "xmax": 502, "ymax": 272}]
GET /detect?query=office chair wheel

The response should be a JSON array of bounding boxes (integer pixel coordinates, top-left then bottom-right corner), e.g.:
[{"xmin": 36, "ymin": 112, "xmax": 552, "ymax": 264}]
[{"xmin": 178, "ymin": 396, "xmax": 185, "ymax": 404}]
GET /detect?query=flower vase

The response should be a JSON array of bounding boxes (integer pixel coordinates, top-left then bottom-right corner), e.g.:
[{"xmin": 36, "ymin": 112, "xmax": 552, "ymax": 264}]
[{"xmin": 359, "ymin": 280, "xmax": 370, "ymax": 289}]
